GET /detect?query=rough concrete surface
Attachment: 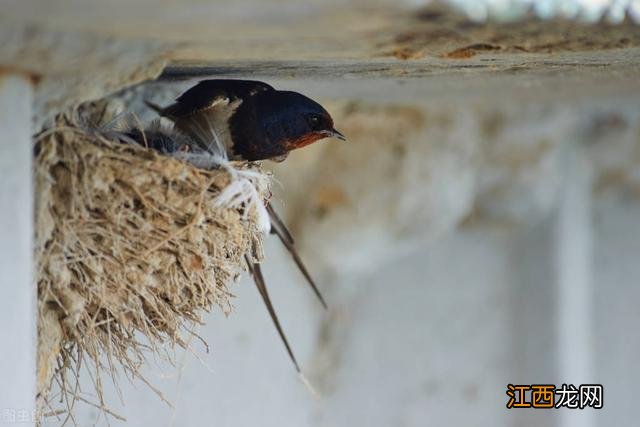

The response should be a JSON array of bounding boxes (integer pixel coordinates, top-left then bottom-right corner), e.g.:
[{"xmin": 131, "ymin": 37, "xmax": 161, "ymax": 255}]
[{"xmin": 3, "ymin": 1, "xmax": 640, "ymax": 124}]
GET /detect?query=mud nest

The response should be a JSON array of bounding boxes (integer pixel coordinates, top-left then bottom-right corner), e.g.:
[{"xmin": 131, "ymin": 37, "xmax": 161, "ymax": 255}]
[{"xmin": 34, "ymin": 117, "xmax": 269, "ymax": 421}]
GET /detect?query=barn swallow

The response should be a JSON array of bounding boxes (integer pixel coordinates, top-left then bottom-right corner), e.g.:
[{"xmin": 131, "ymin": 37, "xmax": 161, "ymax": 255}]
[
  {"xmin": 146, "ymin": 79, "xmax": 345, "ymax": 162},
  {"xmin": 144, "ymin": 79, "xmax": 344, "ymax": 372}
]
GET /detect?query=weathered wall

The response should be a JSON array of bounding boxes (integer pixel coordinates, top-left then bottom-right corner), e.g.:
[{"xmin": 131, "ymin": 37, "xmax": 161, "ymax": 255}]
[
  {"xmin": 71, "ymin": 197, "xmax": 640, "ymax": 427},
  {"xmin": 1, "ymin": 1, "xmax": 640, "ymax": 426},
  {"xmin": 68, "ymin": 76, "xmax": 640, "ymax": 427}
]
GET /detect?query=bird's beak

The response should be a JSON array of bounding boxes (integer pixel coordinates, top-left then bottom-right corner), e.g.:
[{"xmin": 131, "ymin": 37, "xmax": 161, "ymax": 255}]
[{"xmin": 327, "ymin": 128, "xmax": 347, "ymax": 142}]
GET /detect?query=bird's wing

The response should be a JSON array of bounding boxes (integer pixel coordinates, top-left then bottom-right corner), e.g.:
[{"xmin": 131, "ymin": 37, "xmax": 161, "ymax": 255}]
[
  {"xmin": 156, "ymin": 80, "xmax": 275, "ymax": 157},
  {"xmin": 174, "ymin": 97, "xmax": 241, "ymax": 157},
  {"xmin": 168, "ymin": 79, "xmax": 274, "ymax": 117}
]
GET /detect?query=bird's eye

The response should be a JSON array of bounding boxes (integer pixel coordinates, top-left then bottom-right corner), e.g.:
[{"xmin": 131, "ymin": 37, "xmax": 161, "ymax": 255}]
[{"xmin": 307, "ymin": 114, "xmax": 322, "ymax": 129}]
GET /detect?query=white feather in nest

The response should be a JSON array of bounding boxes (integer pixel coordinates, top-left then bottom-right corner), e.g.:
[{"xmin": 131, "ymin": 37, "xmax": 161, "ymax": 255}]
[{"xmin": 209, "ymin": 165, "xmax": 272, "ymax": 235}]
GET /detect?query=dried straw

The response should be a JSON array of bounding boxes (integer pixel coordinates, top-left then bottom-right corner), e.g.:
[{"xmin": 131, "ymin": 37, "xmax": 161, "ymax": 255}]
[{"xmin": 34, "ymin": 118, "xmax": 269, "ymax": 423}]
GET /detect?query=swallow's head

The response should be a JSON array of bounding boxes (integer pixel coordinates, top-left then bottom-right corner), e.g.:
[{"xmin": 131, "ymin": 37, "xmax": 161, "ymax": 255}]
[
  {"xmin": 279, "ymin": 91, "xmax": 345, "ymax": 150},
  {"xmin": 251, "ymin": 91, "xmax": 345, "ymax": 156}
]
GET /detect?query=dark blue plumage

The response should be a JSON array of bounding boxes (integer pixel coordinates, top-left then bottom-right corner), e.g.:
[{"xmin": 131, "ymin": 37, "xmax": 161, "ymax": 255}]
[
  {"xmin": 231, "ymin": 89, "xmax": 342, "ymax": 161},
  {"xmin": 150, "ymin": 79, "xmax": 345, "ymax": 161}
]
